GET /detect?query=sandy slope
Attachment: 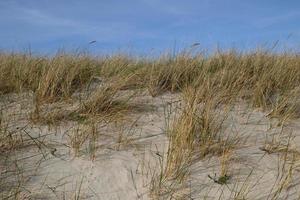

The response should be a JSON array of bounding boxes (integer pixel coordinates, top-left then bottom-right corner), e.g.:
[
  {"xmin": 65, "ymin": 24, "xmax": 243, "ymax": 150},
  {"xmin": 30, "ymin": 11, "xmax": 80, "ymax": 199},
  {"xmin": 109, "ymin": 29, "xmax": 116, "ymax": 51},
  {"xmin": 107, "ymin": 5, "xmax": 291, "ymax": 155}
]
[
  {"xmin": 1, "ymin": 90, "xmax": 300, "ymax": 199},
  {"xmin": 189, "ymin": 103, "xmax": 300, "ymax": 199},
  {"xmin": 0, "ymin": 91, "xmax": 174, "ymax": 199}
]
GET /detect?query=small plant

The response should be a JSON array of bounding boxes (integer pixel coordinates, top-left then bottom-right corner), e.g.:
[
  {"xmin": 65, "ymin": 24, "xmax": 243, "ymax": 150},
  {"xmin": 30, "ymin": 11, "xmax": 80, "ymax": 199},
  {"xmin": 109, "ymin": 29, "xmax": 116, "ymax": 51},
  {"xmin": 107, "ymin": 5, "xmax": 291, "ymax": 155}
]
[
  {"xmin": 208, "ymin": 149, "xmax": 232, "ymax": 185},
  {"xmin": 208, "ymin": 173, "xmax": 231, "ymax": 185}
]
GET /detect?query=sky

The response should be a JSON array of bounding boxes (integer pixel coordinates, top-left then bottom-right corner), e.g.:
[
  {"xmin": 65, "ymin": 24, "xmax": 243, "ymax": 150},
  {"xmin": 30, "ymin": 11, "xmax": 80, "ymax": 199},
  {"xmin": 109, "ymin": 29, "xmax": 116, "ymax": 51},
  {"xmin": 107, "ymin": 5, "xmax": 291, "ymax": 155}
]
[{"xmin": 0, "ymin": 0, "xmax": 300, "ymax": 55}]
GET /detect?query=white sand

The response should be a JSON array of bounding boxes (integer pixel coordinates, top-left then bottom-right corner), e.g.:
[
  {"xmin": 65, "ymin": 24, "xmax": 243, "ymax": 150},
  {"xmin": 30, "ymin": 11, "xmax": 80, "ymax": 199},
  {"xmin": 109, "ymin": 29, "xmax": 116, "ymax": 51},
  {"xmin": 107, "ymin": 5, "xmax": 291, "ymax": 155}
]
[{"xmin": 1, "ymin": 90, "xmax": 300, "ymax": 199}]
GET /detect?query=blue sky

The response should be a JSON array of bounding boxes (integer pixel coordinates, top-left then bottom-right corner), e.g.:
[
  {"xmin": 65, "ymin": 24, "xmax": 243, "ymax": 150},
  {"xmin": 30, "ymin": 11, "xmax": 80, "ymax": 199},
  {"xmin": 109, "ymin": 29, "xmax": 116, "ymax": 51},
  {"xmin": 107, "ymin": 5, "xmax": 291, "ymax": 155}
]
[{"xmin": 0, "ymin": 0, "xmax": 300, "ymax": 55}]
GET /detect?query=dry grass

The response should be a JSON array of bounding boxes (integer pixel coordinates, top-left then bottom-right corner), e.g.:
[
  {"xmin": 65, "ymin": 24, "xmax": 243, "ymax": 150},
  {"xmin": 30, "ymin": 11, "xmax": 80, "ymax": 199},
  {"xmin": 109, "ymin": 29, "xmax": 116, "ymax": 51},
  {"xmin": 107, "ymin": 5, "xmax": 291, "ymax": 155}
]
[
  {"xmin": 68, "ymin": 120, "xmax": 99, "ymax": 159},
  {"xmin": 35, "ymin": 54, "xmax": 96, "ymax": 102},
  {"xmin": 148, "ymin": 85, "xmax": 237, "ymax": 199},
  {"xmin": 1, "ymin": 50, "xmax": 300, "ymax": 121},
  {"xmin": 146, "ymin": 53, "xmax": 203, "ymax": 96},
  {"xmin": 29, "ymin": 74, "xmax": 138, "ymax": 125},
  {"xmin": 164, "ymin": 86, "xmax": 234, "ymax": 180},
  {"xmin": 1, "ymin": 48, "xmax": 300, "ymax": 199},
  {"xmin": 0, "ymin": 113, "xmax": 25, "ymax": 154},
  {"xmin": 0, "ymin": 53, "xmax": 97, "ymax": 100},
  {"xmin": 0, "ymin": 53, "xmax": 44, "ymax": 94},
  {"xmin": 0, "ymin": 119, "xmax": 40, "ymax": 199},
  {"xmin": 78, "ymin": 75, "xmax": 137, "ymax": 118}
]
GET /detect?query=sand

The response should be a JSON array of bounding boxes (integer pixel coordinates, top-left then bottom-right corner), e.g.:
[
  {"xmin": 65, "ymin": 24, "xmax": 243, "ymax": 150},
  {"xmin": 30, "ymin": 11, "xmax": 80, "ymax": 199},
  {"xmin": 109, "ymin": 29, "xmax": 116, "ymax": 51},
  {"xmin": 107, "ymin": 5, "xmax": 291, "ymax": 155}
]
[{"xmin": 1, "ymin": 88, "xmax": 300, "ymax": 199}]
